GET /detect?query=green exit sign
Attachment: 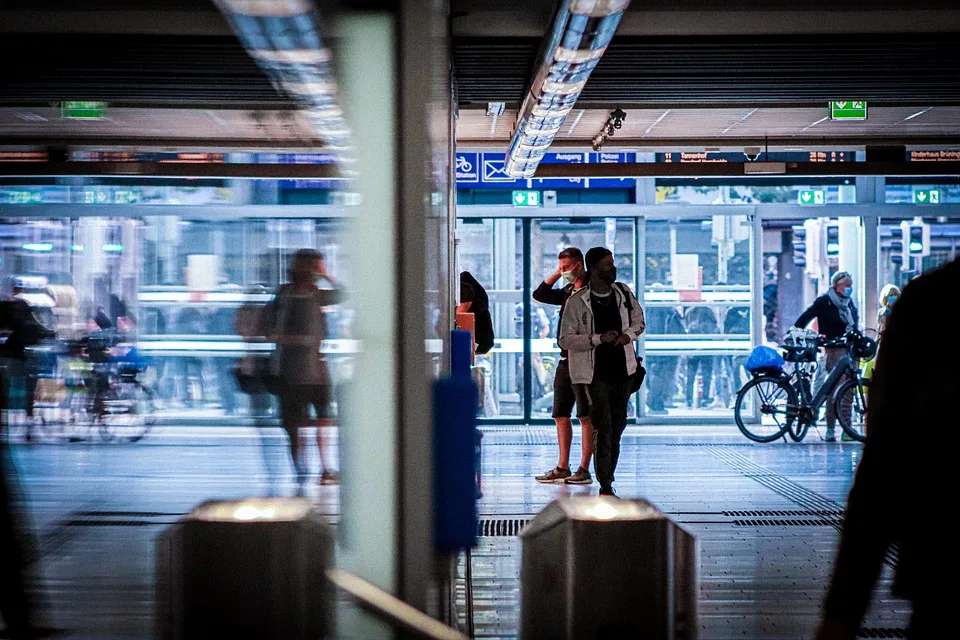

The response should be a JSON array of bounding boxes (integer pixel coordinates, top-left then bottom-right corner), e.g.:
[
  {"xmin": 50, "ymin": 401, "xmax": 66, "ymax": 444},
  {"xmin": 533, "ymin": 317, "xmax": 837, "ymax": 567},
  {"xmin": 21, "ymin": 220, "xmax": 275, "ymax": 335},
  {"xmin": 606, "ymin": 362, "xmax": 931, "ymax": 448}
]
[
  {"xmin": 913, "ymin": 189, "xmax": 941, "ymax": 204},
  {"xmin": 62, "ymin": 101, "xmax": 106, "ymax": 120},
  {"xmin": 830, "ymin": 101, "xmax": 867, "ymax": 121},
  {"xmin": 512, "ymin": 190, "xmax": 540, "ymax": 207},
  {"xmin": 797, "ymin": 189, "xmax": 826, "ymax": 205}
]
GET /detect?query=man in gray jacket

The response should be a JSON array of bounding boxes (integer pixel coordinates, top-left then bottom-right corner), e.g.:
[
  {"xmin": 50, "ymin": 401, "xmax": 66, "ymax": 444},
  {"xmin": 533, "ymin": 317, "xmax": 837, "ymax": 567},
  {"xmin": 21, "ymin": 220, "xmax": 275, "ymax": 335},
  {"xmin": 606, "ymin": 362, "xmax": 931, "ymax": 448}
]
[{"xmin": 559, "ymin": 247, "xmax": 645, "ymax": 496}]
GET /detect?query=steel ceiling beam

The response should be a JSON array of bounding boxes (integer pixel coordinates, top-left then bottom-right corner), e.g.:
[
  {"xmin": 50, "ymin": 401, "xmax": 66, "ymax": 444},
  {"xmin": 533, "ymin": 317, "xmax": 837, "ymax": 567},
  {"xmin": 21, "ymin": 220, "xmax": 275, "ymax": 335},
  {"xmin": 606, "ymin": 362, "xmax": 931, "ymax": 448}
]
[
  {"xmin": 532, "ymin": 161, "xmax": 960, "ymax": 178},
  {"xmin": 0, "ymin": 162, "xmax": 339, "ymax": 179}
]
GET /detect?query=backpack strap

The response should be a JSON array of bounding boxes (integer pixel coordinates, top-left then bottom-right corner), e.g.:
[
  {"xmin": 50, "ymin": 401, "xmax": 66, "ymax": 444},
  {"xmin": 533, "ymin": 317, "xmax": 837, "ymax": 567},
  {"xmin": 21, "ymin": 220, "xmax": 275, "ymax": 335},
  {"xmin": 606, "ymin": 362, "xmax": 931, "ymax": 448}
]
[{"xmin": 616, "ymin": 282, "xmax": 633, "ymax": 325}]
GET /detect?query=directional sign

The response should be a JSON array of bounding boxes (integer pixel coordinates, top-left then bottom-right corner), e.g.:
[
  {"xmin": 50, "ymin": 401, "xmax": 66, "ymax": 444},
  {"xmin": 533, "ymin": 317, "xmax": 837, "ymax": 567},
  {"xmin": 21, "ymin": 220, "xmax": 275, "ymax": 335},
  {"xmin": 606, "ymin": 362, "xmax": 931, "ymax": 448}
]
[
  {"xmin": 913, "ymin": 189, "xmax": 941, "ymax": 205},
  {"xmin": 830, "ymin": 101, "xmax": 867, "ymax": 121},
  {"xmin": 798, "ymin": 189, "xmax": 826, "ymax": 205},
  {"xmin": 512, "ymin": 191, "xmax": 540, "ymax": 207},
  {"xmin": 62, "ymin": 101, "xmax": 106, "ymax": 120}
]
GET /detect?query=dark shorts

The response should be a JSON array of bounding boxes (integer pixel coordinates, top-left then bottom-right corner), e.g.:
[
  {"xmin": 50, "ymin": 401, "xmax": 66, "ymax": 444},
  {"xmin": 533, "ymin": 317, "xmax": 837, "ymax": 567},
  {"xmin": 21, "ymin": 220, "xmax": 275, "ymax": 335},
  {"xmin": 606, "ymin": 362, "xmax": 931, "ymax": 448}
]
[
  {"xmin": 279, "ymin": 384, "xmax": 333, "ymax": 427},
  {"xmin": 552, "ymin": 359, "xmax": 591, "ymax": 419}
]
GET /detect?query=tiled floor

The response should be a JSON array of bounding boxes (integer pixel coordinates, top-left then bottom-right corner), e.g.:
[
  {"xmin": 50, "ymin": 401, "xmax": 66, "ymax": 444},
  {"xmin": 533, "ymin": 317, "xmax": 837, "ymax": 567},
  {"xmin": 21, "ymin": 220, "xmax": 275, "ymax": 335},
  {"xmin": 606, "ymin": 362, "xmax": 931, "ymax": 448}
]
[{"xmin": 4, "ymin": 424, "xmax": 909, "ymax": 639}]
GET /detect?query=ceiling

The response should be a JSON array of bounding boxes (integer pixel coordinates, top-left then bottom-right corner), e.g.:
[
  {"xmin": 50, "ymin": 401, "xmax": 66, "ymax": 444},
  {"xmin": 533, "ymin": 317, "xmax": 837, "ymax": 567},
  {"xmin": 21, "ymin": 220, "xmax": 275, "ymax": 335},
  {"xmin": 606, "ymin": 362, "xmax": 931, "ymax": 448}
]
[
  {"xmin": 0, "ymin": 0, "xmax": 957, "ymax": 153},
  {"xmin": 456, "ymin": 106, "xmax": 960, "ymax": 149},
  {"xmin": 0, "ymin": 107, "xmax": 319, "ymax": 148}
]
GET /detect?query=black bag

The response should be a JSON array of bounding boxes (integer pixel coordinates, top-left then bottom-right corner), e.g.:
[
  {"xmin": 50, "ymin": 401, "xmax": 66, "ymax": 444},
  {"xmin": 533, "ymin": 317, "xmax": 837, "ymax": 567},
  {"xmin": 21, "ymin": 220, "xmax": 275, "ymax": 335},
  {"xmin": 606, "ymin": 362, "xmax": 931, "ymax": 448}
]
[{"xmin": 615, "ymin": 283, "xmax": 647, "ymax": 394}]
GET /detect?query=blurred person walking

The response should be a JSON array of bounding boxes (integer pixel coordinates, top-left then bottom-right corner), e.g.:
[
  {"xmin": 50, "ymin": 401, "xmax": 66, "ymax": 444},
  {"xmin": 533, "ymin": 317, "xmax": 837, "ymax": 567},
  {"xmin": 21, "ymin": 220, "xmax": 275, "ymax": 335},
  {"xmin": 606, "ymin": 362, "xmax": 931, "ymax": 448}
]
[
  {"xmin": 1, "ymin": 298, "xmax": 58, "ymax": 639},
  {"xmin": 794, "ymin": 271, "xmax": 859, "ymax": 442},
  {"xmin": 815, "ymin": 258, "xmax": 958, "ymax": 640},
  {"xmin": 559, "ymin": 247, "xmax": 645, "ymax": 497},
  {"xmin": 532, "ymin": 247, "xmax": 594, "ymax": 485},
  {"xmin": 264, "ymin": 250, "xmax": 345, "ymax": 491}
]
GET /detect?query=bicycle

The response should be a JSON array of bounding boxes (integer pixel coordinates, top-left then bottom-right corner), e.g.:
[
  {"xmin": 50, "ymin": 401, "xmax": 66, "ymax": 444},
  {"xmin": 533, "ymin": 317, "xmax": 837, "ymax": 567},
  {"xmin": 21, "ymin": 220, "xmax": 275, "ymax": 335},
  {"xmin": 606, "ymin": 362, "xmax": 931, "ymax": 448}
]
[
  {"xmin": 734, "ymin": 328, "xmax": 877, "ymax": 443},
  {"xmin": 34, "ymin": 336, "xmax": 157, "ymax": 443}
]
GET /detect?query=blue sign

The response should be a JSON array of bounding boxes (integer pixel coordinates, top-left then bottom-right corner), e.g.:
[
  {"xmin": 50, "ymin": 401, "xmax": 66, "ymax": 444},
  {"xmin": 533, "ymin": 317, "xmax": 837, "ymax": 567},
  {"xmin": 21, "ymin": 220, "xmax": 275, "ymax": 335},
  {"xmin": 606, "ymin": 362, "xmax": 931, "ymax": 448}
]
[
  {"xmin": 453, "ymin": 151, "xmax": 637, "ymax": 190},
  {"xmin": 455, "ymin": 153, "xmax": 479, "ymax": 182},
  {"xmin": 530, "ymin": 152, "xmax": 586, "ymax": 189},
  {"xmin": 589, "ymin": 152, "xmax": 636, "ymax": 189}
]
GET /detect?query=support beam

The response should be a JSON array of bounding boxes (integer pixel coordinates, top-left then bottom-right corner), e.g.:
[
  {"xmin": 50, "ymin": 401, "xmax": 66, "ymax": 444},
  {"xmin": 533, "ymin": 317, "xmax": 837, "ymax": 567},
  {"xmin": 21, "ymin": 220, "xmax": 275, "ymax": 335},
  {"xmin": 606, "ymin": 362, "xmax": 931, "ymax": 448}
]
[{"xmin": 533, "ymin": 161, "xmax": 960, "ymax": 179}]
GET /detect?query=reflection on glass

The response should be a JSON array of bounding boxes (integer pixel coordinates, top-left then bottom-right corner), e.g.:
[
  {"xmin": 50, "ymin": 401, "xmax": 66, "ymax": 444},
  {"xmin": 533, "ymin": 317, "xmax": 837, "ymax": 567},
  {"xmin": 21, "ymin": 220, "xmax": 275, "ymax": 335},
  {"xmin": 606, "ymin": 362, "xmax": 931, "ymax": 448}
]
[
  {"xmin": 530, "ymin": 219, "xmax": 635, "ymax": 418},
  {"xmin": 642, "ymin": 218, "xmax": 752, "ymax": 418},
  {"xmin": 457, "ymin": 219, "xmax": 522, "ymax": 417}
]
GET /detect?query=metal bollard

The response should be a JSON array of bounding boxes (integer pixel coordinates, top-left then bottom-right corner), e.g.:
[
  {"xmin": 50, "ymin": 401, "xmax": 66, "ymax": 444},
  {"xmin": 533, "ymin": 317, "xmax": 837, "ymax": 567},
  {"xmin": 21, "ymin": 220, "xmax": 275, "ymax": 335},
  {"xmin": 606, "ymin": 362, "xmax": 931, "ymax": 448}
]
[
  {"xmin": 156, "ymin": 498, "xmax": 333, "ymax": 639},
  {"xmin": 519, "ymin": 497, "xmax": 697, "ymax": 640}
]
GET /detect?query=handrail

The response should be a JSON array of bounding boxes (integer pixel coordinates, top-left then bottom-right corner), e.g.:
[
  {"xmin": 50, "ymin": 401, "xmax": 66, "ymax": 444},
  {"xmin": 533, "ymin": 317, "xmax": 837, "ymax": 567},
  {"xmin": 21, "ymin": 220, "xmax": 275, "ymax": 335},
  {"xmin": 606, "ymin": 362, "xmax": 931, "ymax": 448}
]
[{"xmin": 326, "ymin": 569, "xmax": 468, "ymax": 640}]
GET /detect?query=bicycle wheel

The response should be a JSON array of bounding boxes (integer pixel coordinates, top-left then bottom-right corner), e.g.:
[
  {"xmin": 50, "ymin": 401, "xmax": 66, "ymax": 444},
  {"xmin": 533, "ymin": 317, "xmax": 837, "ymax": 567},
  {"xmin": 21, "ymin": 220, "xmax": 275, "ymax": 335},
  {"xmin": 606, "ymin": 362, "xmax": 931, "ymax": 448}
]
[
  {"xmin": 37, "ymin": 387, "xmax": 95, "ymax": 442},
  {"xmin": 734, "ymin": 375, "xmax": 797, "ymax": 443},
  {"xmin": 99, "ymin": 382, "xmax": 156, "ymax": 443},
  {"xmin": 835, "ymin": 378, "xmax": 868, "ymax": 442}
]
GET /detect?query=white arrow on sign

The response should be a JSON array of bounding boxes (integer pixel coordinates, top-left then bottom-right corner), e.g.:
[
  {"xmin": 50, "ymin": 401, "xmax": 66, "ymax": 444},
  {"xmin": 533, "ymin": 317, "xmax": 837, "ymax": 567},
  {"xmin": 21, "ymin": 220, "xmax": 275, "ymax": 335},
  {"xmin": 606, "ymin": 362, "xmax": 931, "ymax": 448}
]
[
  {"xmin": 514, "ymin": 192, "xmax": 525, "ymax": 205},
  {"xmin": 917, "ymin": 192, "xmax": 927, "ymax": 202},
  {"xmin": 836, "ymin": 101, "xmax": 848, "ymax": 109},
  {"xmin": 801, "ymin": 192, "xmax": 812, "ymax": 202}
]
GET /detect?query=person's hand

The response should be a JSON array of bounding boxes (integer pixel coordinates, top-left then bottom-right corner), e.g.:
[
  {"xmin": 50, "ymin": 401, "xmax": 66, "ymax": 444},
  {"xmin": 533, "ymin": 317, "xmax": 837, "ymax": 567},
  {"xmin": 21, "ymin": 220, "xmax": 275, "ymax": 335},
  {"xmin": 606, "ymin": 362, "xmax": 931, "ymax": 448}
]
[
  {"xmin": 813, "ymin": 617, "xmax": 858, "ymax": 640},
  {"xmin": 616, "ymin": 333, "xmax": 632, "ymax": 346},
  {"xmin": 599, "ymin": 330, "xmax": 619, "ymax": 344}
]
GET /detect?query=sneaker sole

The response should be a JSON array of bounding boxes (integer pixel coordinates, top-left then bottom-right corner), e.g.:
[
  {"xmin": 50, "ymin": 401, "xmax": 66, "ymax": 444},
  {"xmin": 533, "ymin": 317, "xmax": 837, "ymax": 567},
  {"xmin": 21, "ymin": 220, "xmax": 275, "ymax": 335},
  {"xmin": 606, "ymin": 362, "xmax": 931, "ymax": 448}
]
[
  {"xmin": 535, "ymin": 477, "xmax": 570, "ymax": 484},
  {"xmin": 565, "ymin": 478, "xmax": 593, "ymax": 485}
]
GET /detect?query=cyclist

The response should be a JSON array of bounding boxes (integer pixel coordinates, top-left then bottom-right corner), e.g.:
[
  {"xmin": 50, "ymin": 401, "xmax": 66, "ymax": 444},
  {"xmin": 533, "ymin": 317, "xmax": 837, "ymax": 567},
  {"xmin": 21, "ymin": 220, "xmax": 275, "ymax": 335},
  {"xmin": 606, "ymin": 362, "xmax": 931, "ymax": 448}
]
[{"xmin": 794, "ymin": 271, "xmax": 858, "ymax": 442}]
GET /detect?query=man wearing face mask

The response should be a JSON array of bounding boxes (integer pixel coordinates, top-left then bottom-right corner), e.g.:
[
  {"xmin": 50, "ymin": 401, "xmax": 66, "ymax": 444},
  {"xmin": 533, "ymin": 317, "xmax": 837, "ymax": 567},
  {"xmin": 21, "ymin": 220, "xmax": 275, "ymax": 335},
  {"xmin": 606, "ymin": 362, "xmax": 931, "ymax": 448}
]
[
  {"xmin": 560, "ymin": 247, "xmax": 645, "ymax": 496},
  {"xmin": 794, "ymin": 271, "xmax": 859, "ymax": 442},
  {"xmin": 532, "ymin": 247, "xmax": 595, "ymax": 485}
]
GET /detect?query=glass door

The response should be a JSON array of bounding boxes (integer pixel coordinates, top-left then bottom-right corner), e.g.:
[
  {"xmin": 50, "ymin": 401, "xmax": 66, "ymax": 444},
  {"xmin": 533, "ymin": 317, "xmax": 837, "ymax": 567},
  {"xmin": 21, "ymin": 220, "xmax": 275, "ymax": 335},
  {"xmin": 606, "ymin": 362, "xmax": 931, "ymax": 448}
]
[
  {"xmin": 529, "ymin": 218, "xmax": 636, "ymax": 420},
  {"xmin": 457, "ymin": 218, "xmax": 524, "ymax": 419},
  {"xmin": 638, "ymin": 216, "xmax": 753, "ymax": 420}
]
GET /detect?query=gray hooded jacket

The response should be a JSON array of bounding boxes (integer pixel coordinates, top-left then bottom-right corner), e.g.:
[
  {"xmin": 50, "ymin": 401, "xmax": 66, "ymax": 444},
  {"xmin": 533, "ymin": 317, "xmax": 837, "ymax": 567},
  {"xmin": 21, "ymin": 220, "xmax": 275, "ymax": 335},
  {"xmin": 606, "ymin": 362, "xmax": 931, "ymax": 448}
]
[{"xmin": 559, "ymin": 283, "xmax": 646, "ymax": 384}]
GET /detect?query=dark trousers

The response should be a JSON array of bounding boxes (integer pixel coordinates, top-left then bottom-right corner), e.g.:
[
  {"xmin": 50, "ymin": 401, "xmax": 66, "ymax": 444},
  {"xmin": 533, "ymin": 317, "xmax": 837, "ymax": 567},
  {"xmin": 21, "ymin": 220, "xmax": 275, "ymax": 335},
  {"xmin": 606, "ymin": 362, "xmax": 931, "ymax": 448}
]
[
  {"xmin": 685, "ymin": 356, "xmax": 715, "ymax": 406},
  {"xmin": 588, "ymin": 378, "xmax": 631, "ymax": 491},
  {"xmin": 0, "ymin": 371, "xmax": 34, "ymax": 636},
  {"xmin": 647, "ymin": 357, "xmax": 679, "ymax": 411}
]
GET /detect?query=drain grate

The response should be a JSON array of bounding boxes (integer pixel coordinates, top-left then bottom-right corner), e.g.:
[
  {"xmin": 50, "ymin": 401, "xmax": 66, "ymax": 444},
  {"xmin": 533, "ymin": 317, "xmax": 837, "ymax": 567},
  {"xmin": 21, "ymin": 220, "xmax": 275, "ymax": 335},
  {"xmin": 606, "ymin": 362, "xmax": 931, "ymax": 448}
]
[
  {"xmin": 724, "ymin": 509, "xmax": 844, "ymax": 517},
  {"xmin": 857, "ymin": 629, "xmax": 906, "ymax": 638},
  {"xmin": 478, "ymin": 518, "xmax": 529, "ymax": 537},
  {"xmin": 733, "ymin": 518, "xmax": 840, "ymax": 527}
]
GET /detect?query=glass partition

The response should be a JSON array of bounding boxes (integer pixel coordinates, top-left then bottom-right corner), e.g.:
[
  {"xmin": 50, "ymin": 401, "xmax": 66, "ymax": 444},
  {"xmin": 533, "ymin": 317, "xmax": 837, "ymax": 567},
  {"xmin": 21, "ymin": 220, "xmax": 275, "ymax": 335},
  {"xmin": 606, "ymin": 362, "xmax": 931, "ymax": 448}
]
[
  {"xmin": 640, "ymin": 217, "xmax": 752, "ymax": 419},
  {"xmin": 529, "ymin": 218, "xmax": 636, "ymax": 418},
  {"xmin": 457, "ymin": 218, "xmax": 523, "ymax": 418}
]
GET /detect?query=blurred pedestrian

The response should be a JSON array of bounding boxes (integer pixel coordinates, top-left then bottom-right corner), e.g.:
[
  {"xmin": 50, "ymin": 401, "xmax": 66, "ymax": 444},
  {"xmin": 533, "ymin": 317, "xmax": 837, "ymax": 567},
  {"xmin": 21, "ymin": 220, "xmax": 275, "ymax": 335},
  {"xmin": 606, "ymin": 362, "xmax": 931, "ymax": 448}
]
[
  {"xmin": 877, "ymin": 284, "xmax": 900, "ymax": 335},
  {"xmin": 264, "ymin": 250, "xmax": 345, "ymax": 490},
  {"xmin": 815, "ymin": 258, "xmax": 958, "ymax": 640}
]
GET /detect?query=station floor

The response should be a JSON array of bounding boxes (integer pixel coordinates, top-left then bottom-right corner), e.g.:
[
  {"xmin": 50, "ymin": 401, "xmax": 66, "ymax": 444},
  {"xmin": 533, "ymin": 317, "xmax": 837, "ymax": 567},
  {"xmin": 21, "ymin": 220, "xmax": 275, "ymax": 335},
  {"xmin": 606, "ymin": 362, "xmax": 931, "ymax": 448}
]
[{"xmin": 4, "ymin": 424, "xmax": 909, "ymax": 639}]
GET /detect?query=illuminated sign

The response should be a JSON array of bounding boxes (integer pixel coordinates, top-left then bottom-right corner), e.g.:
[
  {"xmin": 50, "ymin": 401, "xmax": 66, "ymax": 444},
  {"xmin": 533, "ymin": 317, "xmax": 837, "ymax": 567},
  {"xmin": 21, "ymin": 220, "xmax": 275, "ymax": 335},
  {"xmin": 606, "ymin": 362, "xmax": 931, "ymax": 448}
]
[
  {"xmin": 22, "ymin": 243, "xmax": 54, "ymax": 252},
  {"xmin": 798, "ymin": 189, "xmax": 826, "ymax": 205},
  {"xmin": 512, "ymin": 190, "xmax": 540, "ymax": 207},
  {"xmin": 62, "ymin": 101, "xmax": 106, "ymax": 120},
  {"xmin": 830, "ymin": 101, "xmax": 867, "ymax": 121},
  {"xmin": 658, "ymin": 151, "xmax": 854, "ymax": 163},
  {"xmin": 910, "ymin": 150, "xmax": 960, "ymax": 162},
  {"xmin": 913, "ymin": 189, "xmax": 941, "ymax": 205}
]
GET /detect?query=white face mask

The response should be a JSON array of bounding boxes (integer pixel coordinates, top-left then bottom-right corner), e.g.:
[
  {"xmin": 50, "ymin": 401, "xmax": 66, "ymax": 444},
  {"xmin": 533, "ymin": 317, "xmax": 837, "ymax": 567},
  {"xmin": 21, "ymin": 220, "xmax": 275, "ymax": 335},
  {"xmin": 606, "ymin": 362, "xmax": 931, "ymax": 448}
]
[{"xmin": 561, "ymin": 270, "xmax": 577, "ymax": 284}]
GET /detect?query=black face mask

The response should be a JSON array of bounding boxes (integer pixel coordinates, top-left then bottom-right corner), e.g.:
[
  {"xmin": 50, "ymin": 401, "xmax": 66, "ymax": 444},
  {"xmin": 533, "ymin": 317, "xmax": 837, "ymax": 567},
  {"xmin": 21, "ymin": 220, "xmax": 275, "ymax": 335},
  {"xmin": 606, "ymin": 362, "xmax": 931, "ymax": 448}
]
[{"xmin": 597, "ymin": 267, "xmax": 617, "ymax": 284}]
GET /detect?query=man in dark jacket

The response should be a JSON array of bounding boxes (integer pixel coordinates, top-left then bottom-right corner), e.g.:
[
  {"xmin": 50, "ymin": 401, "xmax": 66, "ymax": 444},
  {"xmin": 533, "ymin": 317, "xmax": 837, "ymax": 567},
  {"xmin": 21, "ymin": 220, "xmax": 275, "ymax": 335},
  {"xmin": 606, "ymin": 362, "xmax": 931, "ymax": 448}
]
[
  {"xmin": 815, "ymin": 258, "xmax": 958, "ymax": 639},
  {"xmin": 795, "ymin": 271, "xmax": 859, "ymax": 441},
  {"xmin": 532, "ymin": 247, "xmax": 594, "ymax": 486}
]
